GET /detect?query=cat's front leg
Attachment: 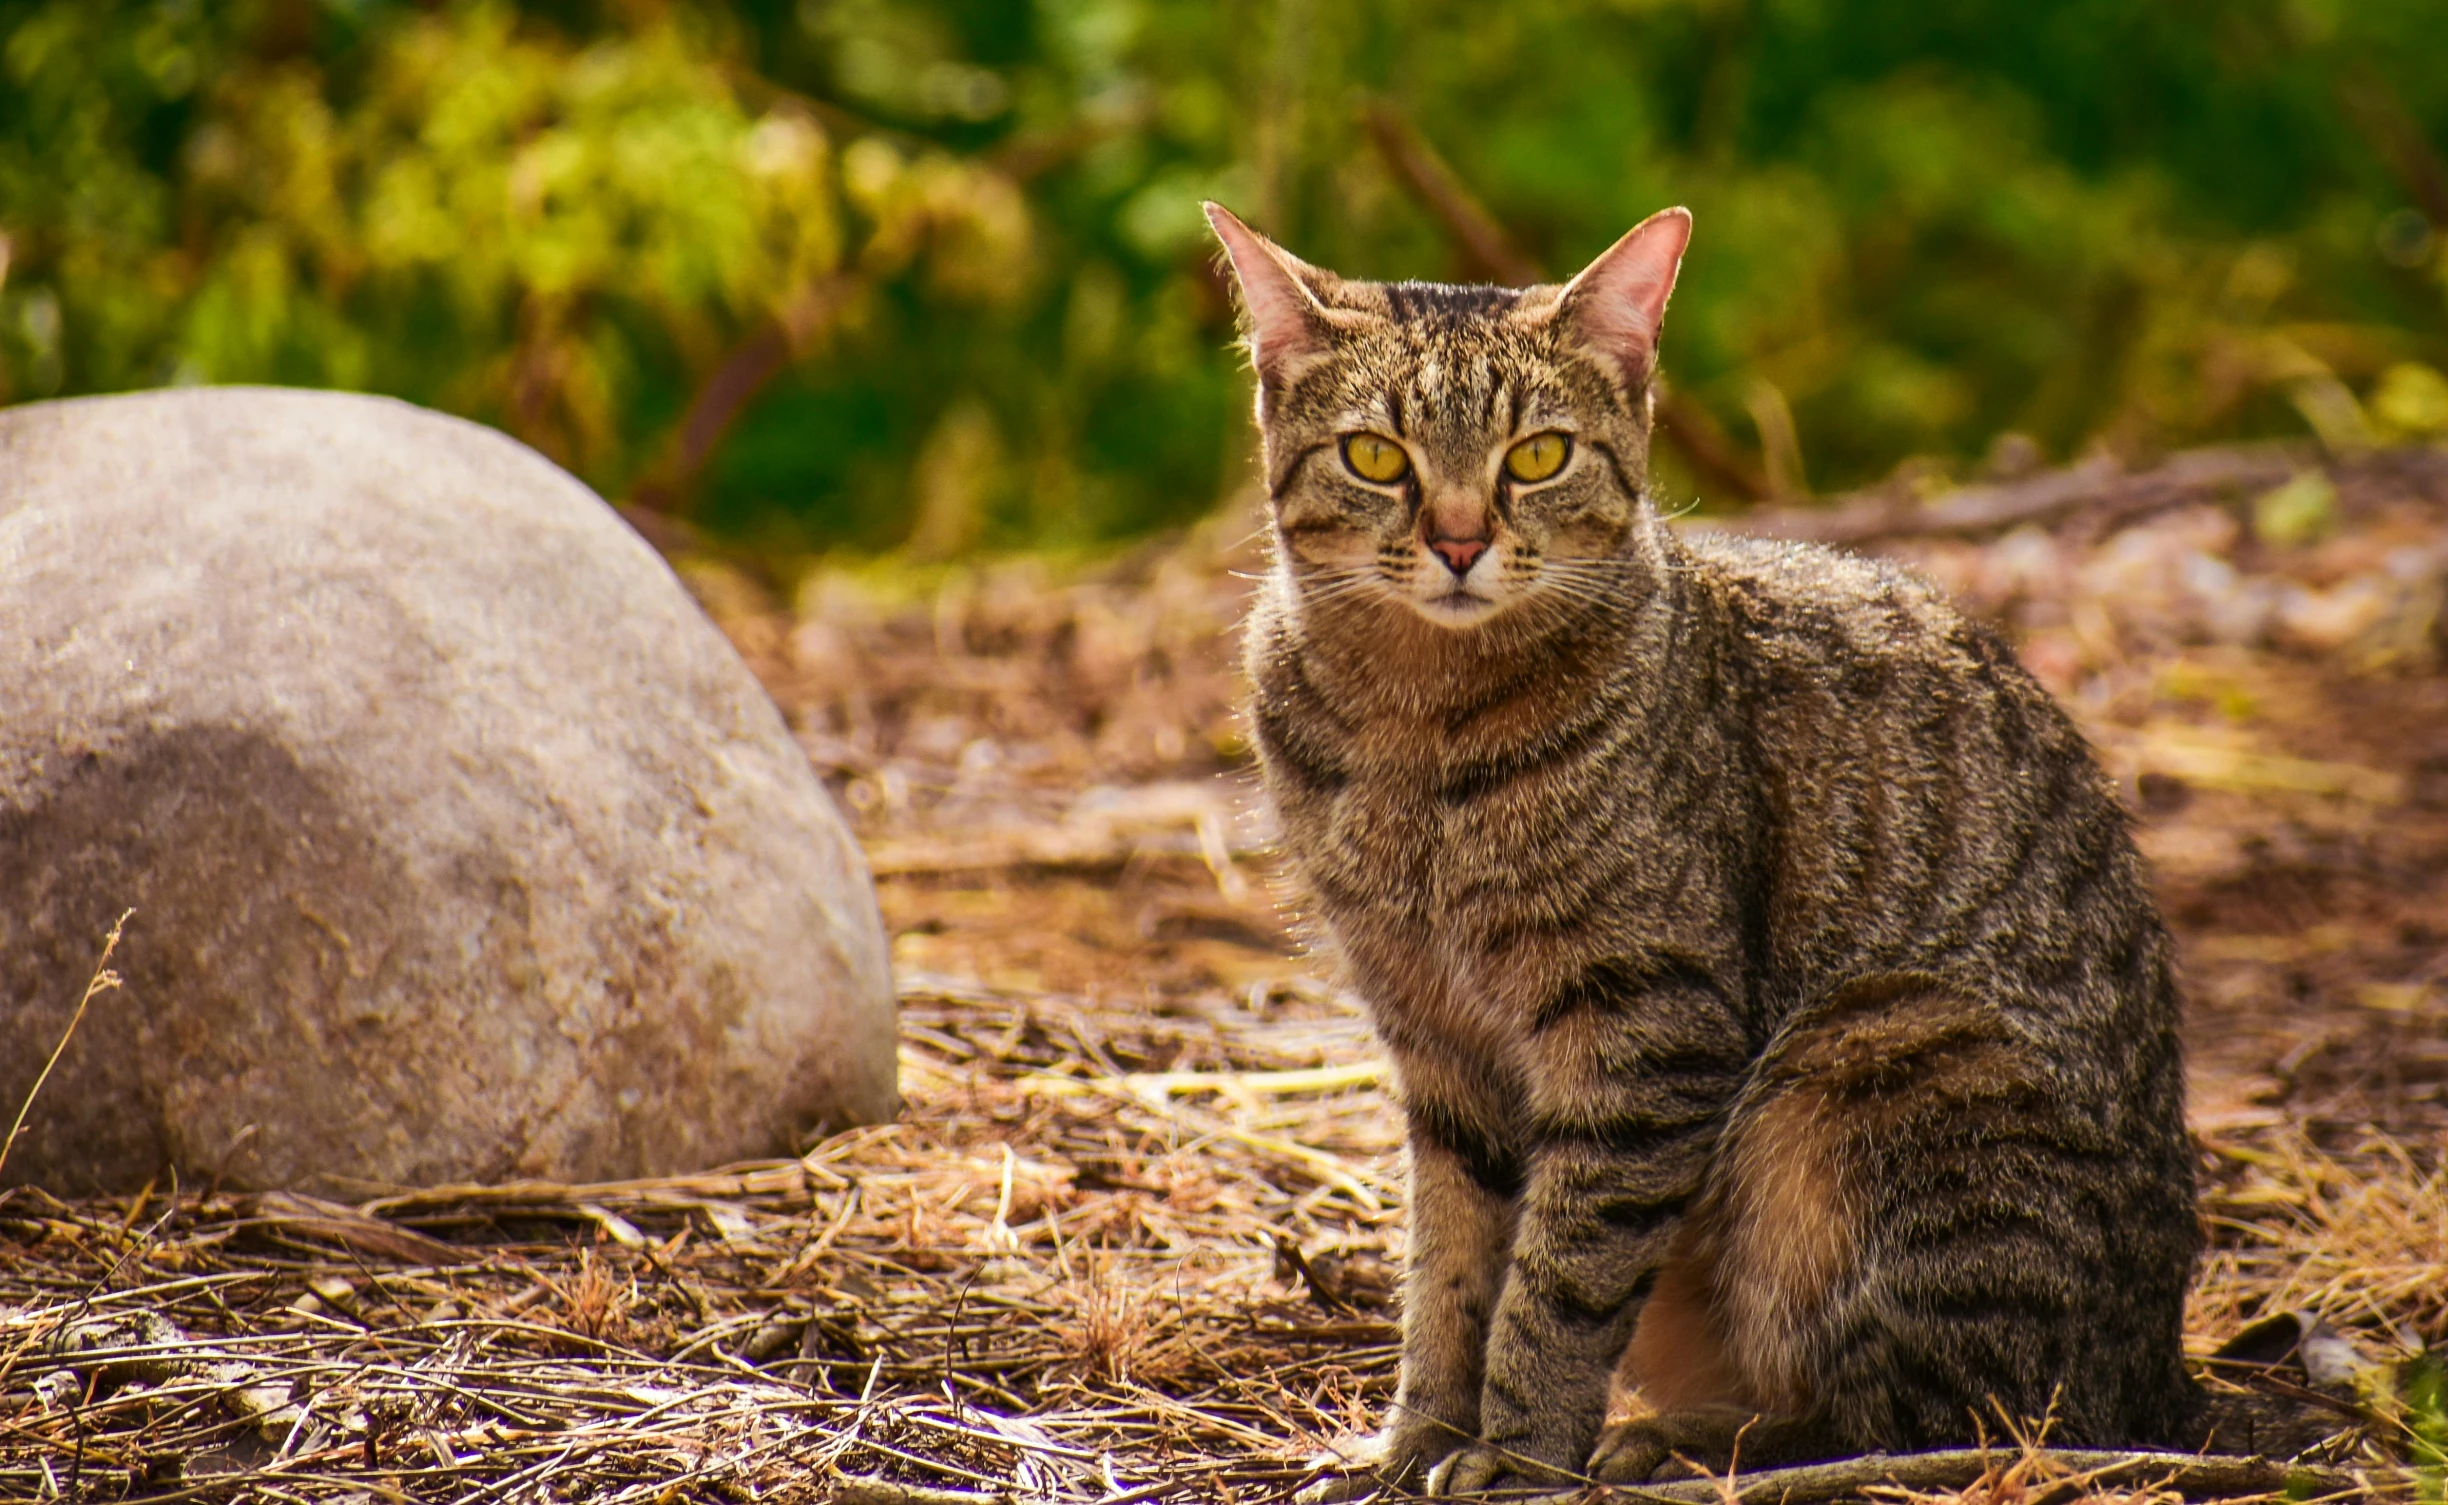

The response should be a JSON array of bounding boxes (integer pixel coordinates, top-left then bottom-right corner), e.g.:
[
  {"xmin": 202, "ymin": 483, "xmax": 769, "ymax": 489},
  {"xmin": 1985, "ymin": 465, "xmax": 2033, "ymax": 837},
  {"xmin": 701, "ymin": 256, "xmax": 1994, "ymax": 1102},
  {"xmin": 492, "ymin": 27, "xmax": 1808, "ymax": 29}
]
[
  {"xmin": 1427, "ymin": 1138, "xmax": 1697, "ymax": 1492},
  {"xmin": 1303, "ymin": 1097, "xmax": 1518, "ymax": 1502},
  {"xmin": 1433, "ymin": 987, "xmax": 1743, "ymax": 1493},
  {"xmin": 1382, "ymin": 1111, "xmax": 1519, "ymax": 1477}
]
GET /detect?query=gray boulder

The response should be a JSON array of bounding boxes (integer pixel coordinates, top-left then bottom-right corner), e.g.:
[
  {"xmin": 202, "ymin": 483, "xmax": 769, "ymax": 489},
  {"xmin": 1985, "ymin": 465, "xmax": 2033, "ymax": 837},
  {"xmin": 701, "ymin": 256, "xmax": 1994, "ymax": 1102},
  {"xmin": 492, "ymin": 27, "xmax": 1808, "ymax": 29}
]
[{"xmin": 0, "ymin": 387, "xmax": 896, "ymax": 1193}]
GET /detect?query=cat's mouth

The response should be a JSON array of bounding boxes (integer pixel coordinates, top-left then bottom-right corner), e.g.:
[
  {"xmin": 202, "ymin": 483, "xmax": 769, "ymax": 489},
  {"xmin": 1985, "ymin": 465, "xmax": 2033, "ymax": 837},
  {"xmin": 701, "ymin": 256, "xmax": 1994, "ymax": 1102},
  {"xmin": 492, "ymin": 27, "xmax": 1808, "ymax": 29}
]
[{"xmin": 1417, "ymin": 584, "xmax": 1500, "ymax": 625}]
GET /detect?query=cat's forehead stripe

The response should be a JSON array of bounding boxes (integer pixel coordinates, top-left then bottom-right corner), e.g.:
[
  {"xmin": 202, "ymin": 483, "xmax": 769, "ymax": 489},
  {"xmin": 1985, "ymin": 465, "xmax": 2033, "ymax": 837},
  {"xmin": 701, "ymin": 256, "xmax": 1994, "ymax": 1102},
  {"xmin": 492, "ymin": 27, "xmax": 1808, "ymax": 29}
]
[
  {"xmin": 1389, "ymin": 356, "xmax": 1506, "ymax": 438},
  {"xmin": 1375, "ymin": 280, "xmax": 1525, "ymax": 319}
]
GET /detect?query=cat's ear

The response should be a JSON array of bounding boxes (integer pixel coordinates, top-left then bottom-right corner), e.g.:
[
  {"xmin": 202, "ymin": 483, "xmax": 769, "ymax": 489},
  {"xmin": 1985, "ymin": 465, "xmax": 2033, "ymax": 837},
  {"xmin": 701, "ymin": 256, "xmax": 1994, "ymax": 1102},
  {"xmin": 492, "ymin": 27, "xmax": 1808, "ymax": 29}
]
[
  {"xmin": 1553, "ymin": 207, "xmax": 1691, "ymax": 390},
  {"xmin": 1204, "ymin": 202, "xmax": 1332, "ymax": 385}
]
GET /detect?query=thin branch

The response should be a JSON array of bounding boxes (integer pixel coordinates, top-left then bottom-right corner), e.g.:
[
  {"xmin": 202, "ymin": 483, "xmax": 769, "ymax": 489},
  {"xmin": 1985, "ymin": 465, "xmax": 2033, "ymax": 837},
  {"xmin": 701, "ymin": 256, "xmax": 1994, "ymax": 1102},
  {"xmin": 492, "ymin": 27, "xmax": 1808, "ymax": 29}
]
[
  {"xmin": 1652, "ymin": 384, "xmax": 1774, "ymax": 505},
  {"xmin": 1357, "ymin": 97, "xmax": 1769, "ymax": 502},
  {"xmin": 2337, "ymin": 63, "xmax": 2448, "ymax": 228},
  {"xmin": 627, "ymin": 276, "xmax": 853, "ymax": 518},
  {"xmin": 857, "ymin": 1449, "xmax": 2385, "ymax": 1505},
  {"xmin": 1589, "ymin": 1447, "xmax": 2383, "ymax": 1505},
  {"xmin": 1358, "ymin": 101, "xmax": 1543, "ymax": 288}
]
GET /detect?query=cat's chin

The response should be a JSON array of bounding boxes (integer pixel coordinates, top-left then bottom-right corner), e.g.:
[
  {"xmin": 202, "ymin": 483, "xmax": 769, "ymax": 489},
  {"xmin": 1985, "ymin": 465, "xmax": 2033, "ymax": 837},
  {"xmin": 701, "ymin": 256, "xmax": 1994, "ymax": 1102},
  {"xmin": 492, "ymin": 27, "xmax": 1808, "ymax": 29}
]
[{"xmin": 1408, "ymin": 590, "xmax": 1504, "ymax": 628}]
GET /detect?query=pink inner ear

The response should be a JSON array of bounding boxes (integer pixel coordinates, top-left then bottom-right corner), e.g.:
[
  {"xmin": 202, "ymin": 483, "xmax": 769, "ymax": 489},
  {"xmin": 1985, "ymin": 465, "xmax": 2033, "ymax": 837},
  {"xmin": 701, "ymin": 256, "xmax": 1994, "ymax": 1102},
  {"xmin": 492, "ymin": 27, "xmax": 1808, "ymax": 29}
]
[
  {"xmin": 1559, "ymin": 208, "xmax": 1692, "ymax": 380},
  {"xmin": 1204, "ymin": 202, "xmax": 1324, "ymax": 378}
]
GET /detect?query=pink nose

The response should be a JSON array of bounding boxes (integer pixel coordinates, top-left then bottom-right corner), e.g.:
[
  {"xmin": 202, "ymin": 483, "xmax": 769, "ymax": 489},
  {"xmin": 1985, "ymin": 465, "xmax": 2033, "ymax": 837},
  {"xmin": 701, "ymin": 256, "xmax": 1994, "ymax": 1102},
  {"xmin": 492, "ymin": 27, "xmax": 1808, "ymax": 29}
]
[{"xmin": 1430, "ymin": 537, "xmax": 1489, "ymax": 575}]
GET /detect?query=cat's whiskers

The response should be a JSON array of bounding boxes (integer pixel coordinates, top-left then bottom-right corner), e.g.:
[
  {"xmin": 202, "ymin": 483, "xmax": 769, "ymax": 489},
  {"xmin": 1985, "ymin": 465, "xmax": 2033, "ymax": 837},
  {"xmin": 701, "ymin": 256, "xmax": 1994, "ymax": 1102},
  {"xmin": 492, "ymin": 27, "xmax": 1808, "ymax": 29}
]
[
  {"xmin": 1291, "ymin": 563, "xmax": 1379, "ymax": 586},
  {"xmin": 1531, "ymin": 561, "xmax": 1646, "ymax": 609},
  {"xmin": 1294, "ymin": 568, "xmax": 1403, "ymax": 611}
]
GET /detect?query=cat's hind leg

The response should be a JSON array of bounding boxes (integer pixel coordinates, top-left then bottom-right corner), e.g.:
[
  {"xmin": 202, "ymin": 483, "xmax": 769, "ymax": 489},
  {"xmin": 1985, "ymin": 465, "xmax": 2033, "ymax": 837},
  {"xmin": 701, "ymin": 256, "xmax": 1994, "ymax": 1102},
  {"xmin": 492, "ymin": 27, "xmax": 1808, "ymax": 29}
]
[
  {"xmin": 1597, "ymin": 975, "xmax": 2198, "ymax": 1481},
  {"xmin": 1799, "ymin": 980, "xmax": 2202, "ymax": 1455},
  {"xmin": 1590, "ymin": 1034, "xmax": 1860, "ymax": 1481}
]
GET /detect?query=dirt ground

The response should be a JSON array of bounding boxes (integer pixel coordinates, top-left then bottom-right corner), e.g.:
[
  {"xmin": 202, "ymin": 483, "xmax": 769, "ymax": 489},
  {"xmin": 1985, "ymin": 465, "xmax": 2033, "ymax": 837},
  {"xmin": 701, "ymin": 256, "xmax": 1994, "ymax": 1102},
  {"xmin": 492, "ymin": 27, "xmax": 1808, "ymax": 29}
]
[{"xmin": 3, "ymin": 448, "xmax": 2444, "ymax": 1502}]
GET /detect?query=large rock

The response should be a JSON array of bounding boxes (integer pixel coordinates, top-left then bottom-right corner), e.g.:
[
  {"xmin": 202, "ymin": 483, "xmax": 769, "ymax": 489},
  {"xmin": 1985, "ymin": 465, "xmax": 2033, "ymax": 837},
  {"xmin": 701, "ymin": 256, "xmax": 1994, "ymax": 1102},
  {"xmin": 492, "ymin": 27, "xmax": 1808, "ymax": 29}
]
[{"xmin": 0, "ymin": 387, "xmax": 897, "ymax": 1193}]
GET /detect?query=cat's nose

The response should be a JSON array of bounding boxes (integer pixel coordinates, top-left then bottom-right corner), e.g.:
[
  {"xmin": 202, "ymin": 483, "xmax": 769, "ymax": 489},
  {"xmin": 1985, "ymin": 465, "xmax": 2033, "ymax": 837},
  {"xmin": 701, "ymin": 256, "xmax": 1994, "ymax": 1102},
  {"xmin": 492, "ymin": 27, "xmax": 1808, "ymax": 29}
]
[{"xmin": 1429, "ymin": 536, "xmax": 1488, "ymax": 575}]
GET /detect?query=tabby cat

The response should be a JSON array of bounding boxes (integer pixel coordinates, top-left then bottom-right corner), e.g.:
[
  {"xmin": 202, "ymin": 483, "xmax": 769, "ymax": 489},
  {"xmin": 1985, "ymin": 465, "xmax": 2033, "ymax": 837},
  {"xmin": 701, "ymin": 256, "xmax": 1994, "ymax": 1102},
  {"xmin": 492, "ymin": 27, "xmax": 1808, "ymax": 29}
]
[{"xmin": 1206, "ymin": 202, "xmax": 2206, "ymax": 1492}]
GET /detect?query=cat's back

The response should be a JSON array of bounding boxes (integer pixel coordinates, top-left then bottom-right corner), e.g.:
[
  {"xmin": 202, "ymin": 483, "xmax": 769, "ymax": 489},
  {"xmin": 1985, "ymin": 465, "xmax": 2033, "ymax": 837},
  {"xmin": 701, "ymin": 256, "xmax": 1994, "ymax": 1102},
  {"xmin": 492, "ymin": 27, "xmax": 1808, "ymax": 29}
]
[
  {"xmin": 1675, "ymin": 529, "xmax": 2093, "ymax": 789},
  {"xmin": 1676, "ymin": 530, "xmax": 2166, "ymax": 1029},
  {"xmin": 1677, "ymin": 531, "xmax": 2013, "ymax": 693}
]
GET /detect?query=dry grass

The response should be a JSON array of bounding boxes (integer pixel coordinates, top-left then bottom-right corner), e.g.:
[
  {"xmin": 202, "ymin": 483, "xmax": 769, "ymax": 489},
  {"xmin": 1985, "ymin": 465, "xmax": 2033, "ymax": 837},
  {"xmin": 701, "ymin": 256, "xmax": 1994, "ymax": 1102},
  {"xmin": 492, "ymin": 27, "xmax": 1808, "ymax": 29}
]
[
  {"xmin": 0, "ymin": 975, "xmax": 1405, "ymax": 1501},
  {"xmin": 4, "ymin": 971, "xmax": 2427, "ymax": 1502},
  {"xmin": 2193, "ymin": 1133, "xmax": 2447, "ymax": 1352},
  {"xmin": 0, "ymin": 910, "xmax": 130, "ymax": 1184},
  {"xmin": 7, "ymin": 455, "xmax": 2448, "ymax": 1501}
]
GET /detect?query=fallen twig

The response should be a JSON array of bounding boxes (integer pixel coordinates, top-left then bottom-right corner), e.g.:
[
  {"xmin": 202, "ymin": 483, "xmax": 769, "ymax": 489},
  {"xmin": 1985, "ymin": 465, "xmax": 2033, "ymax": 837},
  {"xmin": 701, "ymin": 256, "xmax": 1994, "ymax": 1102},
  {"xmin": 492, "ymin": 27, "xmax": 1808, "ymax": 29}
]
[
  {"xmin": 833, "ymin": 1473, "xmax": 1030, "ymax": 1505},
  {"xmin": 1596, "ymin": 1447, "xmax": 2380, "ymax": 1503},
  {"xmin": 1224, "ymin": 1448, "xmax": 2384, "ymax": 1505},
  {"xmin": 1725, "ymin": 448, "xmax": 2298, "ymax": 546},
  {"xmin": 1724, "ymin": 442, "xmax": 2448, "ymax": 546}
]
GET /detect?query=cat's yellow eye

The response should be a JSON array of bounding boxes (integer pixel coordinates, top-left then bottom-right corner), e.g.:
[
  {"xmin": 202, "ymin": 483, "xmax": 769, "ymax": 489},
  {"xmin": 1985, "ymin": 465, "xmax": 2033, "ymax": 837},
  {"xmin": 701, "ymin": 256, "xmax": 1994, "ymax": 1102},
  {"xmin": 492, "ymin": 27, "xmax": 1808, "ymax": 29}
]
[
  {"xmin": 1504, "ymin": 432, "xmax": 1571, "ymax": 483},
  {"xmin": 1342, "ymin": 433, "xmax": 1411, "ymax": 484}
]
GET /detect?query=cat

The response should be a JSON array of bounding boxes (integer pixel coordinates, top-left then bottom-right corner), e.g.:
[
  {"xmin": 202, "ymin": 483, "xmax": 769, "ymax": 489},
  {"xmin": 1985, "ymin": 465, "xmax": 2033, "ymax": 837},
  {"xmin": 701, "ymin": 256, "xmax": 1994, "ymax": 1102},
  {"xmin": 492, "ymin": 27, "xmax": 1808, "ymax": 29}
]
[{"xmin": 1205, "ymin": 201, "xmax": 2208, "ymax": 1492}]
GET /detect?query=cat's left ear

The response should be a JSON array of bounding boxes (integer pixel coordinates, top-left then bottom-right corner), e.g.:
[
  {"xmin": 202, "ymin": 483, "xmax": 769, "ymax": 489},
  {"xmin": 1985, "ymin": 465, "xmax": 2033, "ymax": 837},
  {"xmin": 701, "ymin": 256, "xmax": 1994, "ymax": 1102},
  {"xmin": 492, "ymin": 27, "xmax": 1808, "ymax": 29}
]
[
  {"xmin": 1204, "ymin": 202, "xmax": 1334, "ymax": 388},
  {"xmin": 1552, "ymin": 207, "xmax": 1691, "ymax": 392}
]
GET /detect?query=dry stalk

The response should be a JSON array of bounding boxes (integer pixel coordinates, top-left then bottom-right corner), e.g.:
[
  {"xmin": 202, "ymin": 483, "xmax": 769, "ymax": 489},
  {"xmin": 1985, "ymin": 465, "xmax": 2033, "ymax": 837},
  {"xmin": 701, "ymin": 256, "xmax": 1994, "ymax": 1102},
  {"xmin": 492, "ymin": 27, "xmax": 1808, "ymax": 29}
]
[{"xmin": 0, "ymin": 908, "xmax": 131, "ymax": 1183}]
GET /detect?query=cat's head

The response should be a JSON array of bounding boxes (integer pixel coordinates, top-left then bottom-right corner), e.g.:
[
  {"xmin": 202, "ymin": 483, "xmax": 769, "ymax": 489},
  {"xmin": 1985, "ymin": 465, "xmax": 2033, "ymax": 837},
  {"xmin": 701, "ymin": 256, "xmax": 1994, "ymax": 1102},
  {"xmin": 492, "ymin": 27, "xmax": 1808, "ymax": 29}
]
[{"xmin": 1207, "ymin": 203, "xmax": 1688, "ymax": 629}]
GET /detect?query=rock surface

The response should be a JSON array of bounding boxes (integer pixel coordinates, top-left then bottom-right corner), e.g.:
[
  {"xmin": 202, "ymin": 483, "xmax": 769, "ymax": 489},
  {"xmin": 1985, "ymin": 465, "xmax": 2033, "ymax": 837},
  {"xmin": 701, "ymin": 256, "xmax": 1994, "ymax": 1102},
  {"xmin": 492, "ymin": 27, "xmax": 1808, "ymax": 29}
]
[{"xmin": 0, "ymin": 387, "xmax": 897, "ymax": 1193}]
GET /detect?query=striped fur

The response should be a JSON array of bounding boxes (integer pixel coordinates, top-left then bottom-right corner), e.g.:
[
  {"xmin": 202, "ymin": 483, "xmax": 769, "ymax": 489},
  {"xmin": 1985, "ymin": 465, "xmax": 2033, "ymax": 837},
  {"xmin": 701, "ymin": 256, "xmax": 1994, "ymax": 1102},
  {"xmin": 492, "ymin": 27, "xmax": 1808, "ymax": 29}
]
[{"xmin": 1210, "ymin": 207, "xmax": 2203, "ymax": 1490}]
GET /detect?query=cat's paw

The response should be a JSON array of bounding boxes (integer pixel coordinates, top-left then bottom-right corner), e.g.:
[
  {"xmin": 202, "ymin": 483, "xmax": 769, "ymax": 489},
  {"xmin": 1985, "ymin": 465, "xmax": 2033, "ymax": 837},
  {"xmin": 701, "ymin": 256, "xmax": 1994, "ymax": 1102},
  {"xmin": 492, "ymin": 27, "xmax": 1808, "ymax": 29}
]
[
  {"xmin": 1294, "ymin": 1429, "xmax": 1443, "ymax": 1503},
  {"xmin": 1293, "ymin": 1472, "xmax": 1387, "ymax": 1505},
  {"xmin": 1423, "ymin": 1447, "xmax": 1503, "ymax": 1496},
  {"xmin": 1585, "ymin": 1416, "xmax": 1711, "ymax": 1484},
  {"xmin": 1422, "ymin": 1444, "xmax": 1577, "ymax": 1495},
  {"xmin": 1588, "ymin": 1408, "xmax": 1828, "ymax": 1483},
  {"xmin": 1585, "ymin": 1418, "xmax": 1671, "ymax": 1484}
]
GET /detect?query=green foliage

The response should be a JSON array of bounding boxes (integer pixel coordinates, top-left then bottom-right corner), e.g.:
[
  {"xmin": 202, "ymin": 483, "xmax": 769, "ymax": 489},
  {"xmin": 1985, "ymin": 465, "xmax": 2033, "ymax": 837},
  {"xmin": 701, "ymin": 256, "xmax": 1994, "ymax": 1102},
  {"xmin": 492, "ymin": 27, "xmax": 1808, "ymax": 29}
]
[
  {"xmin": 2392, "ymin": 1349, "xmax": 2446, "ymax": 1503},
  {"xmin": 3, "ymin": 0, "xmax": 2446, "ymax": 555}
]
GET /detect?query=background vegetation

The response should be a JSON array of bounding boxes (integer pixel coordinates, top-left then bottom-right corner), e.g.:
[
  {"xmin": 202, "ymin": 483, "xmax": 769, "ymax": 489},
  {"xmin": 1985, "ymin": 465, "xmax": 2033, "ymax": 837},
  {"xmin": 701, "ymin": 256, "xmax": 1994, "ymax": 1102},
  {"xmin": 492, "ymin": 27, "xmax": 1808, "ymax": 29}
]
[{"xmin": 4, "ymin": 0, "xmax": 2446, "ymax": 560}]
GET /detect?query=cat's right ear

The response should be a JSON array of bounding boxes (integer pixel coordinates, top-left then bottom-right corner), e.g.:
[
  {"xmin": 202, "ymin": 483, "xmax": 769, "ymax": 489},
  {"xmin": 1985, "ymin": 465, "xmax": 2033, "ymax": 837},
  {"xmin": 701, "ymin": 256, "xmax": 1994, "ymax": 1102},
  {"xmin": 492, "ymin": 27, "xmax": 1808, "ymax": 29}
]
[
  {"xmin": 1204, "ymin": 203, "xmax": 1331, "ymax": 387},
  {"xmin": 1551, "ymin": 206, "xmax": 1692, "ymax": 394}
]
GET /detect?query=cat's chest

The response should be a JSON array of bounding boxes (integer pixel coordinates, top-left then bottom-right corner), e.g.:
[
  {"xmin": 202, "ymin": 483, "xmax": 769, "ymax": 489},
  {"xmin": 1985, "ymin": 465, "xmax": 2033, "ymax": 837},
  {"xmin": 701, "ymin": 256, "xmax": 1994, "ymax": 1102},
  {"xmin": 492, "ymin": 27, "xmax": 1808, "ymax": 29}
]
[
  {"xmin": 1276, "ymin": 753, "xmax": 1592, "ymax": 1068},
  {"xmin": 1269, "ymin": 712, "xmax": 1607, "ymax": 958}
]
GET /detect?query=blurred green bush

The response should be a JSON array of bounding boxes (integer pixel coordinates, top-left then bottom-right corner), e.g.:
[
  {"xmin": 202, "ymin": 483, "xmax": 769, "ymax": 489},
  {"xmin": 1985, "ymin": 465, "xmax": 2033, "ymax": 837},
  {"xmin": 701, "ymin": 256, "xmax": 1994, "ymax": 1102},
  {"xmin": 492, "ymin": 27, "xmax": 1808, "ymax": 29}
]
[{"xmin": 2, "ymin": 0, "xmax": 2444, "ymax": 558}]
